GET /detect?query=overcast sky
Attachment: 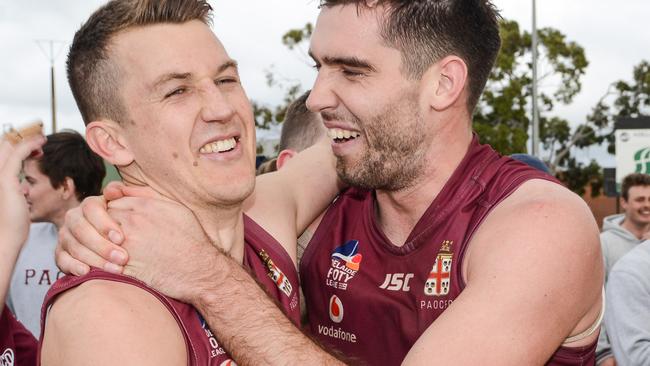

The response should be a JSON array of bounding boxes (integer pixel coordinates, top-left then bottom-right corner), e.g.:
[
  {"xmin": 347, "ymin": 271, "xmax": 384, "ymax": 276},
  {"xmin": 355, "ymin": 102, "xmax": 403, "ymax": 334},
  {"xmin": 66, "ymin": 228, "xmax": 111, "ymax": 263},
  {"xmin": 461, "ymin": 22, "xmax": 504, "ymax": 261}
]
[{"xmin": 0, "ymin": 0, "xmax": 647, "ymax": 166}]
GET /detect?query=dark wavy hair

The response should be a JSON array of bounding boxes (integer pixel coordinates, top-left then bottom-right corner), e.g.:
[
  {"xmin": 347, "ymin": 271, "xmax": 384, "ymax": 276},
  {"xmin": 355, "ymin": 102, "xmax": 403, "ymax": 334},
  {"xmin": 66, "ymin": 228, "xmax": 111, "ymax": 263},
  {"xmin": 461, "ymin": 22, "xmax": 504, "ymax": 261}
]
[{"xmin": 319, "ymin": 0, "xmax": 501, "ymax": 112}]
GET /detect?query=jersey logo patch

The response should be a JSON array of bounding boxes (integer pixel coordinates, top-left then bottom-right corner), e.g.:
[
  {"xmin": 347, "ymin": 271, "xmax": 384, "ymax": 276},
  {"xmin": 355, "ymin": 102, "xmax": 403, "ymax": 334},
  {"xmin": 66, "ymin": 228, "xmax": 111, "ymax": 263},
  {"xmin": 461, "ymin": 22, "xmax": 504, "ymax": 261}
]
[
  {"xmin": 220, "ymin": 360, "xmax": 238, "ymax": 366},
  {"xmin": 326, "ymin": 240, "xmax": 362, "ymax": 290},
  {"xmin": 1, "ymin": 348, "xmax": 14, "ymax": 366},
  {"xmin": 329, "ymin": 295, "xmax": 344, "ymax": 323},
  {"xmin": 331, "ymin": 240, "xmax": 363, "ymax": 270},
  {"xmin": 259, "ymin": 249, "xmax": 293, "ymax": 297},
  {"xmin": 379, "ymin": 273, "xmax": 414, "ymax": 291},
  {"xmin": 424, "ymin": 240, "xmax": 454, "ymax": 297},
  {"xmin": 195, "ymin": 311, "xmax": 227, "ymax": 358}
]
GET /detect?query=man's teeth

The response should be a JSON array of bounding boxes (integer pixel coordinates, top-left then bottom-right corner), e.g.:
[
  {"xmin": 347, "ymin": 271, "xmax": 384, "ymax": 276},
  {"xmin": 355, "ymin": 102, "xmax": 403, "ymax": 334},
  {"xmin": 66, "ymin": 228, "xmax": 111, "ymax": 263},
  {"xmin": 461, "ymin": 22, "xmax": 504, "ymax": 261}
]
[
  {"xmin": 199, "ymin": 137, "xmax": 236, "ymax": 154},
  {"xmin": 327, "ymin": 128, "xmax": 361, "ymax": 140}
]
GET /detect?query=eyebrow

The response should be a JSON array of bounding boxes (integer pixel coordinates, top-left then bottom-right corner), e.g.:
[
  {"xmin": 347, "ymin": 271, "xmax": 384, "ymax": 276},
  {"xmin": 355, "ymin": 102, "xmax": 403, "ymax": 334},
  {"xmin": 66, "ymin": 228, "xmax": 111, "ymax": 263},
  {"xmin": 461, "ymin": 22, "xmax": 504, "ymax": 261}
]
[
  {"xmin": 151, "ymin": 72, "xmax": 191, "ymax": 92},
  {"xmin": 218, "ymin": 59, "xmax": 239, "ymax": 74},
  {"xmin": 150, "ymin": 59, "xmax": 240, "ymax": 91},
  {"xmin": 308, "ymin": 51, "xmax": 376, "ymax": 72}
]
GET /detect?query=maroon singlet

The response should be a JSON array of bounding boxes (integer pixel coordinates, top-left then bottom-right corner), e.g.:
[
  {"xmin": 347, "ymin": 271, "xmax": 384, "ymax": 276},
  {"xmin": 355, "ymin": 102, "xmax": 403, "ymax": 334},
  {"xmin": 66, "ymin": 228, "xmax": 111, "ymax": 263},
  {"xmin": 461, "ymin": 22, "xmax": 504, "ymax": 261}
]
[
  {"xmin": 301, "ymin": 135, "xmax": 597, "ymax": 365},
  {"xmin": 38, "ymin": 214, "xmax": 300, "ymax": 365},
  {"xmin": 0, "ymin": 306, "xmax": 37, "ymax": 366}
]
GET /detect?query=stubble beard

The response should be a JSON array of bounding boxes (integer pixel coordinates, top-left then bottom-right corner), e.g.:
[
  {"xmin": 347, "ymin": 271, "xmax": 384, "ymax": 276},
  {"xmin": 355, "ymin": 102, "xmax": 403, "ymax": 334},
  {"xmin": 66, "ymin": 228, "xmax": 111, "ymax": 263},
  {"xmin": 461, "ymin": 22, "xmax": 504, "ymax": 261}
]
[{"xmin": 336, "ymin": 98, "xmax": 428, "ymax": 192}]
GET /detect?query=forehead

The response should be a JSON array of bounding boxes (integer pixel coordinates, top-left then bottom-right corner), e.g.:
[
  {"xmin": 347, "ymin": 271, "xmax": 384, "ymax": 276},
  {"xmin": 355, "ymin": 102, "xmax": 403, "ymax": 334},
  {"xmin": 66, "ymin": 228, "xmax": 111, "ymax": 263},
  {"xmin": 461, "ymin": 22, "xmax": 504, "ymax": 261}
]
[
  {"xmin": 310, "ymin": 5, "xmax": 398, "ymax": 62},
  {"xmin": 110, "ymin": 20, "xmax": 230, "ymax": 88},
  {"xmin": 628, "ymin": 185, "xmax": 650, "ymax": 197},
  {"xmin": 23, "ymin": 159, "xmax": 44, "ymax": 176},
  {"xmin": 24, "ymin": 159, "xmax": 39, "ymax": 171}
]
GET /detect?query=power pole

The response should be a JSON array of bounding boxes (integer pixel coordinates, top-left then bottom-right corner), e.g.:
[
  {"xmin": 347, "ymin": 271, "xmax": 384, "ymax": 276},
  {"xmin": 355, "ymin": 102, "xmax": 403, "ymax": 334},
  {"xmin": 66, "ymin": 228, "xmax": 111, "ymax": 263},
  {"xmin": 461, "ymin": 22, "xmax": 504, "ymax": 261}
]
[
  {"xmin": 36, "ymin": 40, "xmax": 65, "ymax": 133},
  {"xmin": 531, "ymin": 0, "xmax": 540, "ymax": 157}
]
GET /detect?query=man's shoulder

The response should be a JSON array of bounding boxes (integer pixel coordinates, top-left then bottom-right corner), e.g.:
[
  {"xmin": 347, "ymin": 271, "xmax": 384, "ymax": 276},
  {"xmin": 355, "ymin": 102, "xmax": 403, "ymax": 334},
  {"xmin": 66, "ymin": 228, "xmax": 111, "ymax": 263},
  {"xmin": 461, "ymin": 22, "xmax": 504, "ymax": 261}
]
[
  {"xmin": 46, "ymin": 278, "xmax": 175, "ymax": 330},
  {"xmin": 599, "ymin": 229, "xmax": 631, "ymax": 246},
  {"xmin": 493, "ymin": 178, "xmax": 594, "ymax": 227},
  {"xmin": 24, "ymin": 222, "xmax": 57, "ymax": 245},
  {"xmin": 611, "ymin": 240, "xmax": 650, "ymax": 277},
  {"xmin": 470, "ymin": 178, "xmax": 600, "ymax": 269},
  {"xmin": 600, "ymin": 213, "xmax": 625, "ymax": 230},
  {"xmin": 42, "ymin": 278, "xmax": 187, "ymax": 365},
  {"xmin": 599, "ymin": 220, "xmax": 637, "ymax": 253},
  {"xmin": 28, "ymin": 222, "xmax": 57, "ymax": 235}
]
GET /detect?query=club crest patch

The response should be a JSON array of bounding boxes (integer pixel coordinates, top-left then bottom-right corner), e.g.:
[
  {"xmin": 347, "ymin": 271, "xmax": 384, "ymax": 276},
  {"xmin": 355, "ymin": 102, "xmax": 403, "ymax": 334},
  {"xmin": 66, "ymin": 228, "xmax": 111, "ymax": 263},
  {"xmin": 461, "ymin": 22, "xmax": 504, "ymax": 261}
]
[
  {"xmin": 424, "ymin": 240, "xmax": 454, "ymax": 297},
  {"xmin": 259, "ymin": 249, "xmax": 293, "ymax": 297}
]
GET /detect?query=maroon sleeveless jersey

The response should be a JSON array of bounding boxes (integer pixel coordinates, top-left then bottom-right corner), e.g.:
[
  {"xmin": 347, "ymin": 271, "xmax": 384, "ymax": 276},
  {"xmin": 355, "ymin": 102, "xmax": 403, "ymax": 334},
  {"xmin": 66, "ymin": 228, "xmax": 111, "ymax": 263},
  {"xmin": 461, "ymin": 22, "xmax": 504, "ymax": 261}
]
[
  {"xmin": 300, "ymin": 136, "xmax": 597, "ymax": 365},
  {"xmin": 0, "ymin": 307, "xmax": 37, "ymax": 366},
  {"xmin": 38, "ymin": 214, "xmax": 299, "ymax": 365}
]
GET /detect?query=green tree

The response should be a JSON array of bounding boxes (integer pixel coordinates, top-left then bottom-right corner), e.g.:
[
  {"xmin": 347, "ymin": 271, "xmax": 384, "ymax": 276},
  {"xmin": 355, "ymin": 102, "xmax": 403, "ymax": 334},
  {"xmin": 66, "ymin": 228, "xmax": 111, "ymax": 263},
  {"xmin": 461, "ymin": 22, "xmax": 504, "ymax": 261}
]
[
  {"xmin": 252, "ymin": 23, "xmax": 313, "ymax": 154},
  {"xmin": 475, "ymin": 19, "xmax": 591, "ymax": 176},
  {"xmin": 252, "ymin": 72, "xmax": 302, "ymax": 130},
  {"xmin": 475, "ymin": 20, "xmax": 650, "ymax": 196},
  {"xmin": 555, "ymin": 60, "xmax": 650, "ymax": 196},
  {"xmin": 588, "ymin": 60, "xmax": 650, "ymax": 155}
]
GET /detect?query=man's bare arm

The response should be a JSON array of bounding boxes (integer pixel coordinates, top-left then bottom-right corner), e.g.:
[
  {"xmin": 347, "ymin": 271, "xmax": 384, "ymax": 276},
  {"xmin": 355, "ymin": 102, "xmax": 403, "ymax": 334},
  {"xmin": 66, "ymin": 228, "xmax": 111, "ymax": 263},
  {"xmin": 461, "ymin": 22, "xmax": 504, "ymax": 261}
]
[
  {"xmin": 403, "ymin": 179, "xmax": 603, "ymax": 365},
  {"xmin": 0, "ymin": 136, "xmax": 46, "ymax": 312},
  {"xmin": 100, "ymin": 197, "xmax": 344, "ymax": 365},
  {"xmin": 41, "ymin": 280, "xmax": 186, "ymax": 366},
  {"xmin": 191, "ymin": 249, "xmax": 344, "ymax": 365},
  {"xmin": 244, "ymin": 137, "xmax": 341, "ymax": 261}
]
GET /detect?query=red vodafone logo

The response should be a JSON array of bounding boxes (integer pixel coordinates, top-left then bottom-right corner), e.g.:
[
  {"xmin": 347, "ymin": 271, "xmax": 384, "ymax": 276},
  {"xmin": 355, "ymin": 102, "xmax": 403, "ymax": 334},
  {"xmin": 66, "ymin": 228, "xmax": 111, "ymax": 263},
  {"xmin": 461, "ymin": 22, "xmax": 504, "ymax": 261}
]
[{"xmin": 329, "ymin": 295, "xmax": 344, "ymax": 323}]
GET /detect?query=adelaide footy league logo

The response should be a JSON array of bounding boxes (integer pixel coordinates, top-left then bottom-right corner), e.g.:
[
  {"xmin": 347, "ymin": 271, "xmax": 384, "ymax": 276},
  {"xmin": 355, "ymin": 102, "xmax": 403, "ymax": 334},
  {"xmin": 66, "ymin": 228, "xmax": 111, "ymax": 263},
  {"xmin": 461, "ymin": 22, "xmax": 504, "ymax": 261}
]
[
  {"xmin": 424, "ymin": 240, "xmax": 453, "ymax": 297},
  {"xmin": 329, "ymin": 295, "xmax": 345, "ymax": 323},
  {"xmin": 326, "ymin": 240, "xmax": 363, "ymax": 290}
]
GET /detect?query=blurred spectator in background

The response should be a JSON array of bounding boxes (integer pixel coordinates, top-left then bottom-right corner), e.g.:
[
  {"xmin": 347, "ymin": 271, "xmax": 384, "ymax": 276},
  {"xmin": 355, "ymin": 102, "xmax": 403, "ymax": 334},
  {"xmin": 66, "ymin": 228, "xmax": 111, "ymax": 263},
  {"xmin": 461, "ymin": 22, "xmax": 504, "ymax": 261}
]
[
  {"xmin": 256, "ymin": 90, "xmax": 326, "ymax": 175},
  {"xmin": 605, "ymin": 239, "xmax": 650, "ymax": 366},
  {"xmin": 597, "ymin": 172, "xmax": 650, "ymax": 366},
  {"xmin": 510, "ymin": 153, "xmax": 552, "ymax": 175},
  {"xmin": 0, "ymin": 133, "xmax": 46, "ymax": 366},
  {"xmin": 7, "ymin": 131, "xmax": 105, "ymax": 336}
]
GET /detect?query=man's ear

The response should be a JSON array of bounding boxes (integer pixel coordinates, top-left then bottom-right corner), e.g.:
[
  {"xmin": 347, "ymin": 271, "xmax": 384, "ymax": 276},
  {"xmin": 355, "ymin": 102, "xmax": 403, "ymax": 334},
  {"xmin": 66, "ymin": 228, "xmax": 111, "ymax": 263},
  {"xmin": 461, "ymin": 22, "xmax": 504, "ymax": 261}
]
[
  {"xmin": 85, "ymin": 121, "xmax": 134, "ymax": 166},
  {"xmin": 60, "ymin": 177, "xmax": 76, "ymax": 201},
  {"xmin": 620, "ymin": 196, "xmax": 629, "ymax": 212},
  {"xmin": 276, "ymin": 149, "xmax": 298, "ymax": 170},
  {"xmin": 421, "ymin": 55, "xmax": 468, "ymax": 112}
]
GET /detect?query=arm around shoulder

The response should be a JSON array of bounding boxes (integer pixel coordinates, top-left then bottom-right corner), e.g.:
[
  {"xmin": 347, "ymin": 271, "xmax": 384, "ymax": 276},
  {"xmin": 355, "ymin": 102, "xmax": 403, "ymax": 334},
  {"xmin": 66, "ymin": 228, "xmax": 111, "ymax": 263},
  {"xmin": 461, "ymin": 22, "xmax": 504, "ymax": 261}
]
[
  {"xmin": 192, "ymin": 252, "xmax": 344, "ymax": 365},
  {"xmin": 41, "ymin": 279, "xmax": 186, "ymax": 366},
  {"xmin": 245, "ymin": 138, "xmax": 341, "ymax": 254}
]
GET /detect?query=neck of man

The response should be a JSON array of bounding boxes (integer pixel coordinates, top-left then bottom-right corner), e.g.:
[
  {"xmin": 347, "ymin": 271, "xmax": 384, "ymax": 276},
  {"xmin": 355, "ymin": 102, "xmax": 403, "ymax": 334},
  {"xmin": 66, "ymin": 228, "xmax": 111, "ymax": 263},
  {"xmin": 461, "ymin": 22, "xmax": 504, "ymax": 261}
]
[
  {"xmin": 120, "ymin": 172, "xmax": 247, "ymax": 264},
  {"xmin": 190, "ymin": 203, "xmax": 246, "ymax": 264},
  {"xmin": 50, "ymin": 199, "xmax": 81, "ymax": 230},
  {"xmin": 374, "ymin": 121, "xmax": 473, "ymax": 246},
  {"xmin": 50, "ymin": 211, "xmax": 66, "ymax": 230},
  {"xmin": 621, "ymin": 216, "xmax": 650, "ymax": 240}
]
